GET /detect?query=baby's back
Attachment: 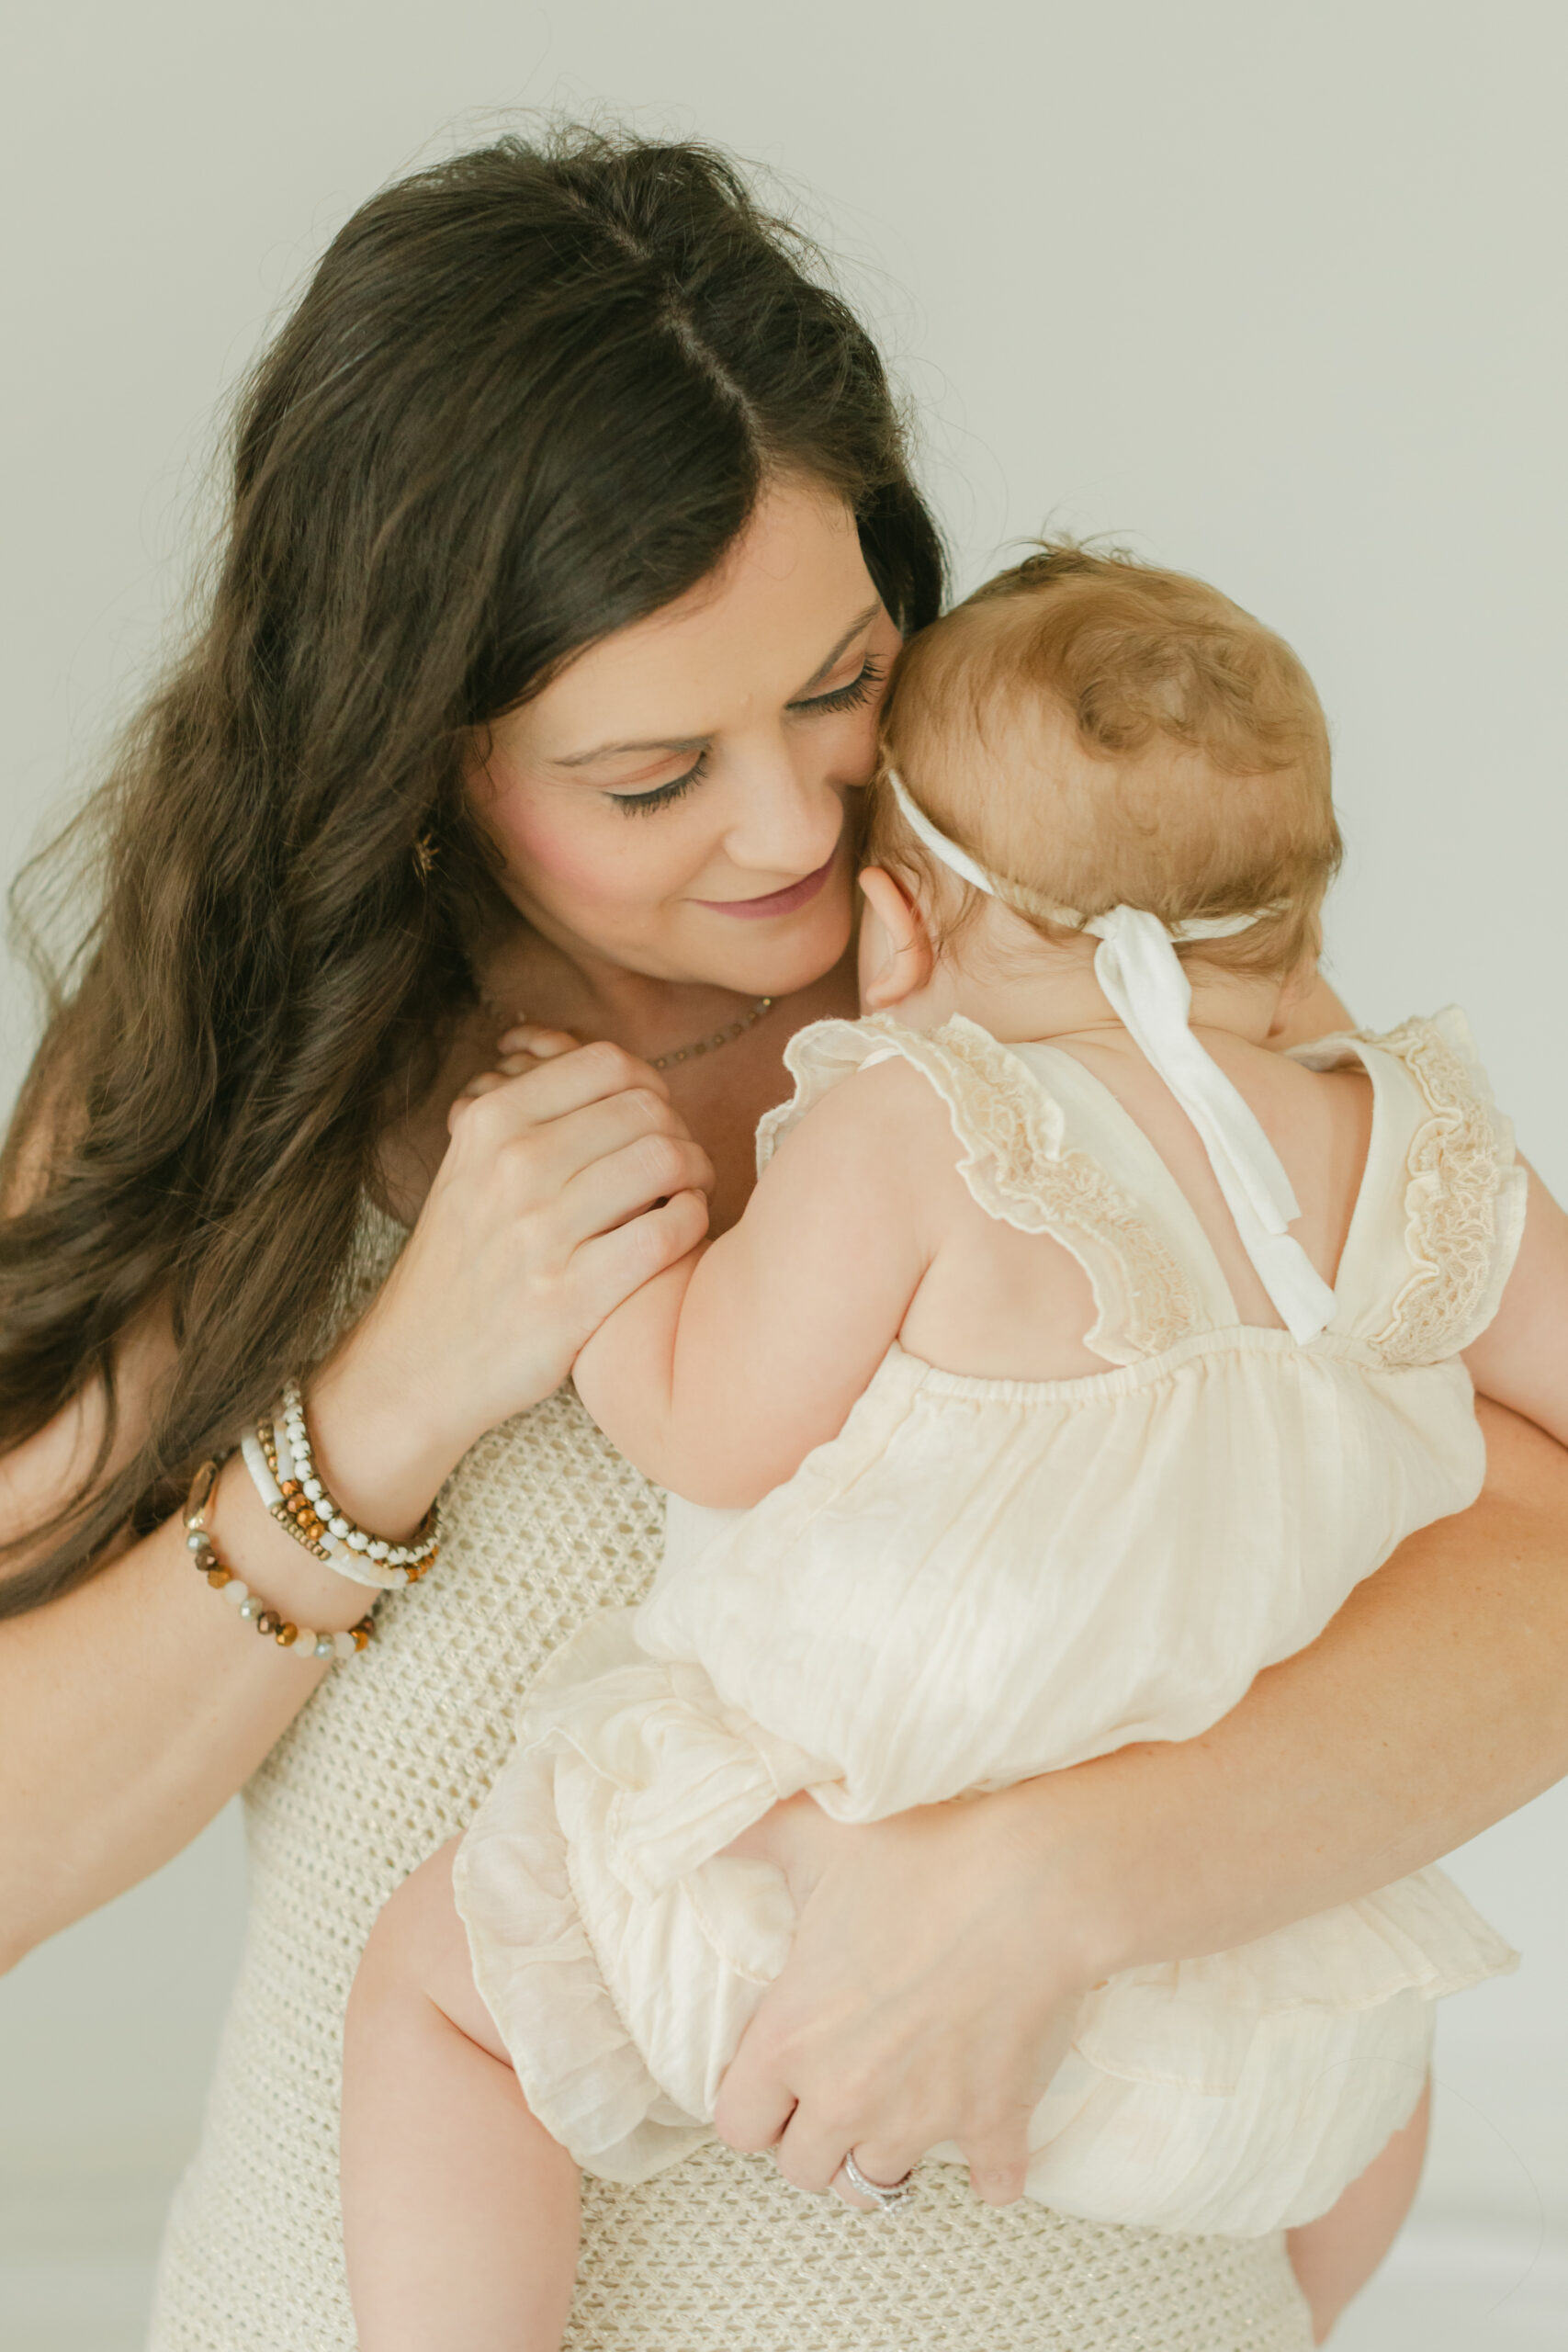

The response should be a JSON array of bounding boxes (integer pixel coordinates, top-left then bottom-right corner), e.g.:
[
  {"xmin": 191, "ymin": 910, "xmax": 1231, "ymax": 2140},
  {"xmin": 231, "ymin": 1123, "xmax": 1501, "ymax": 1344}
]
[
  {"xmin": 642, "ymin": 1006, "xmax": 1525, "ymax": 1820},
  {"xmin": 900, "ymin": 1025, "xmax": 1373, "ymax": 1385}
]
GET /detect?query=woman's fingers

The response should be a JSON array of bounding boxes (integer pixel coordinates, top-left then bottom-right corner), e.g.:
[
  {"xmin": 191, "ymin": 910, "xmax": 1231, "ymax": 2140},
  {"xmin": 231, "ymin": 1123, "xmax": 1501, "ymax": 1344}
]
[
  {"xmin": 569, "ymin": 1191, "xmax": 710, "ymax": 1323},
  {"xmin": 770, "ymin": 2102, "xmax": 925, "ymax": 2201},
  {"xmin": 370, "ymin": 1035, "xmax": 712, "ymax": 1452},
  {"xmin": 558, "ymin": 1128, "xmax": 716, "ymax": 1242},
  {"xmin": 450, "ymin": 1071, "xmax": 691, "ymax": 1212},
  {"xmin": 454, "ymin": 1038, "xmax": 671, "ymax": 1147},
  {"xmin": 496, "ymin": 1088, "xmax": 714, "ymax": 1231},
  {"xmin": 454, "ymin": 1070, "xmax": 510, "ymax": 1110},
  {"xmin": 710, "ymin": 1795, "xmax": 1085, "ymax": 2216},
  {"xmin": 449, "ymin": 1046, "xmax": 652, "ymax": 1127},
  {"xmin": 711, "ymin": 2065, "xmax": 796, "ymax": 2158},
  {"xmin": 830, "ymin": 2149, "xmax": 919, "ymax": 2213},
  {"xmin": 964, "ymin": 2134, "xmax": 1031, "ymax": 2207}
]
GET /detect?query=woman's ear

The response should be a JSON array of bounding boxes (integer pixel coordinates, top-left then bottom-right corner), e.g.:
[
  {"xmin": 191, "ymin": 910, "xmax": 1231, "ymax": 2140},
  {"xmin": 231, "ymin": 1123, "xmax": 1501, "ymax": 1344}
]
[{"xmin": 858, "ymin": 866, "xmax": 934, "ymax": 1011}]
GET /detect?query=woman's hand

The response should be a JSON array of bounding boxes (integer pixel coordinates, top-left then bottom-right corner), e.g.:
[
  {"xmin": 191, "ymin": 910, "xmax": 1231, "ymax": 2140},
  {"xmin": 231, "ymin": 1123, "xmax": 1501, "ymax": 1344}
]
[
  {"xmin": 310, "ymin": 1025, "xmax": 714, "ymax": 1533},
  {"xmin": 715, "ymin": 1790, "xmax": 1087, "ymax": 2211}
]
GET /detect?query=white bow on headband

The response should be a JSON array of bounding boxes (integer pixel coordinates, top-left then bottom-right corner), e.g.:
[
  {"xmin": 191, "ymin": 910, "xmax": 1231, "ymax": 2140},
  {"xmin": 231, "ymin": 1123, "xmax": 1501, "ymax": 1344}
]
[{"xmin": 886, "ymin": 769, "xmax": 1336, "ymax": 1345}]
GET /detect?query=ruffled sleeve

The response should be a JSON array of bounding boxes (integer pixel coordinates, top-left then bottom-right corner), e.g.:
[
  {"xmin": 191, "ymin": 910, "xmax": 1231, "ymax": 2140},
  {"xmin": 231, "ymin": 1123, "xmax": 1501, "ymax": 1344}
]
[
  {"xmin": 756, "ymin": 1014, "xmax": 1197, "ymax": 1364},
  {"xmin": 1296, "ymin": 1007, "xmax": 1528, "ymax": 1363}
]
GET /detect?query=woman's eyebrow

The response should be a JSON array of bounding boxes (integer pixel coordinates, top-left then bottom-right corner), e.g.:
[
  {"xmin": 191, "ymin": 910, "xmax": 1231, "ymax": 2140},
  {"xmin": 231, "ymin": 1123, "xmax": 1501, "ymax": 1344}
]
[
  {"xmin": 554, "ymin": 602, "xmax": 883, "ymax": 769},
  {"xmin": 789, "ymin": 601, "xmax": 883, "ymax": 696},
  {"xmin": 556, "ymin": 729, "xmax": 707, "ymax": 769}
]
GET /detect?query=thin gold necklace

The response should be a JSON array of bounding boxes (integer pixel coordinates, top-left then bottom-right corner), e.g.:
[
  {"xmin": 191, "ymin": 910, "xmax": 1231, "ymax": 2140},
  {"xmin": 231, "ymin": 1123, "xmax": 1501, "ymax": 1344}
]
[
  {"xmin": 649, "ymin": 995, "xmax": 775, "ymax": 1070},
  {"xmin": 481, "ymin": 989, "xmax": 777, "ymax": 1071}
]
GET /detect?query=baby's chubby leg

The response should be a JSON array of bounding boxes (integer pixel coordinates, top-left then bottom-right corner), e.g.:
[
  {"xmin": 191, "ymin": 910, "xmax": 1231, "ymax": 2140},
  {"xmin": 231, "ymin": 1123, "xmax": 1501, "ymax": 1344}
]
[
  {"xmin": 342, "ymin": 1838, "xmax": 581, "ymax": 2352},
  {"xmin": 1285, "ymin": 2079, "xmax": 1431, "ymax": 2342}
]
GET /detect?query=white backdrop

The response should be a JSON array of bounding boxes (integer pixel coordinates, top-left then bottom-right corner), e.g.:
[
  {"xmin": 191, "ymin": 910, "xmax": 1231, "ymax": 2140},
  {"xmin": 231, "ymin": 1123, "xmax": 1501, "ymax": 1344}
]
[{"xmin": 2, "ymin": 5, "xmax": 1564, "ymax": 2347}]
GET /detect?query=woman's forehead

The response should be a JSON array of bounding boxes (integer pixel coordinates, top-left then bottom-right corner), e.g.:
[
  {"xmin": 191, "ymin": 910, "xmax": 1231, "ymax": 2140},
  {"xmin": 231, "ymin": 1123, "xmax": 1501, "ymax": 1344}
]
[{"xmin": 524, "ymin": 481, "xmax": 877, "ymax": 756}]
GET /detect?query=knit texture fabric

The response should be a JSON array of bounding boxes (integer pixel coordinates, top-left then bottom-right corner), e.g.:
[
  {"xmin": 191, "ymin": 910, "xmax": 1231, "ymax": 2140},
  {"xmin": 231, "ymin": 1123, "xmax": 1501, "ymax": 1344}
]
[{"xmin": 148, "ymin": 1219, "xmax": 1312, "ymax": 2351}]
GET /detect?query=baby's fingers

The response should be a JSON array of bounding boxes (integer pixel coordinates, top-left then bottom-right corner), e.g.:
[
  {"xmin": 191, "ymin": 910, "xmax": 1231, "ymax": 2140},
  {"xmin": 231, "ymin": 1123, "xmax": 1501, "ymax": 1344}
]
[
  {"xmin": 496, "ymin": 1022, "xmax": 579, "ymax": 1059},
  {"xmin": 447, "ymin": 1069, "xmax": 512, "ymax": 1130},
  {"xmin": 448, "ymin": 1026, "xmax": 588, "ymax": 1127}
]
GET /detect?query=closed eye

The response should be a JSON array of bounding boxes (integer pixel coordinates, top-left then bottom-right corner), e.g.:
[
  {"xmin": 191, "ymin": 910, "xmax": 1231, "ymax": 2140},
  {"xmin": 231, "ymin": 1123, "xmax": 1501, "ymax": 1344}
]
[
  {"xmin": 608, "ymin": 657, "xmax": 888, "ymax": 815},
  {"xmin": 609, "ymin": 750, "xmax": 712, "ymax": 816},
  {"xmin": 790, "ymin": 655, "xmax": 886, "ymax": 717}
]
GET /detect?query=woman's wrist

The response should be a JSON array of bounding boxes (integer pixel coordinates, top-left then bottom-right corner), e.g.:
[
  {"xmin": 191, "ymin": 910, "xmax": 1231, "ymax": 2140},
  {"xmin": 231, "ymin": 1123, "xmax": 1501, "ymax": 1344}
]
[
  {"xmin": 980, "ymin": 1765, "xmax": 1158, "ymax": 1991},
  {"xmin": 302, "ymin": 1325, "xmax": 472, "ymax": 1545},
  {"xmin": 743, "ymin": 1783, "xmax": 1117, "ymax": 2002}
]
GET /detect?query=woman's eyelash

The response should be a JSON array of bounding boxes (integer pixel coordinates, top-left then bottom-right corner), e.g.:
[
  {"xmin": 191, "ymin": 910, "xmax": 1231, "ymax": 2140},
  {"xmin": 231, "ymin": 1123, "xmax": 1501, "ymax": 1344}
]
[
  {"xmin": 610, "ymin": 752, "xmax": 711, "ymax": 816},
  {"xmin": 795, "ymin": 655, "xmax": 886, "ymax": 717},
  {"xmin": 606, "ymin": 657, "xmax": 887, "ymax": 814}
]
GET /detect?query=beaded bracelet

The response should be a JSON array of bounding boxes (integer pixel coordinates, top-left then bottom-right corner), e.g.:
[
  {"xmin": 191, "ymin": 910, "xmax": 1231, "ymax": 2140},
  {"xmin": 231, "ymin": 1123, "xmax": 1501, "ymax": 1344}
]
[
  {"xmin": 185, "ymin": 1456, "xmax": 375, "ymax": 1662},
  {"xmin": 242, "ymin": 1419, "xmax": 412, "ymax": 1594},
  {"xmin": 276, "ymin": 1377, "xmax": 440, "ymax": 1576},
  {"xmin": 238, "ymin": 1382, "xmax": 441, "ymax": 1592}
]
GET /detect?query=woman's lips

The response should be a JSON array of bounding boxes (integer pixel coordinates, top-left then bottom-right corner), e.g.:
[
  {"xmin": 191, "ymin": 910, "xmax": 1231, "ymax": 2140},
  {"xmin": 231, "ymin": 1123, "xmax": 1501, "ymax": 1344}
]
[{"xmin": 693, "ymin": 847, "xmax": 838, "ymax": 921}]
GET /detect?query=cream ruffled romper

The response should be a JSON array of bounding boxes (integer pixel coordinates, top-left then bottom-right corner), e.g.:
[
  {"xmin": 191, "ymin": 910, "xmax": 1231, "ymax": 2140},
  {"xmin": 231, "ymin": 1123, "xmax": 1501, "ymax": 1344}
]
[{"xmin": 455, "ymin": 1001, "xmax": 1525, "ymax": 2238}]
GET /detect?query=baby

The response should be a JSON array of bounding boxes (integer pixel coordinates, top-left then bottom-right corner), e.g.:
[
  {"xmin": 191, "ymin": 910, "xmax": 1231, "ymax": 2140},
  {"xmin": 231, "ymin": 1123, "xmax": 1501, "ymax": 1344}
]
[{"xmin": 342, "ymin": 546, "xmax": 1562, "ymax": 2348}]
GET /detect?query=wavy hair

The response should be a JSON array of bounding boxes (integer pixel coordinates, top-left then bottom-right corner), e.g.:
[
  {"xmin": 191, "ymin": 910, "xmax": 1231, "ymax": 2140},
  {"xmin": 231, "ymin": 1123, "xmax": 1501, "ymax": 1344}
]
[{"xmin": 0, "ymin": 126, "xmax": 945, "ymax": 1615}]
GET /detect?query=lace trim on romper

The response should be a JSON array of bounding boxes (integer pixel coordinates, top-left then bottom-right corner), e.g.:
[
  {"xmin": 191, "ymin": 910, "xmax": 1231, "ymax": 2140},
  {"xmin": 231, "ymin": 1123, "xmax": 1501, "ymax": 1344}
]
[
  {"xmin": 762, "ymin": 1004, "xmax": 1523, "ymax": 1373},
  {"xmin": 759, "ymin": 1012, "xmax": 1198, "ymax": 1363},
  {"xmin": 1292, "ymin": 1006, "xmax": 1529, "ymax": 1364}
]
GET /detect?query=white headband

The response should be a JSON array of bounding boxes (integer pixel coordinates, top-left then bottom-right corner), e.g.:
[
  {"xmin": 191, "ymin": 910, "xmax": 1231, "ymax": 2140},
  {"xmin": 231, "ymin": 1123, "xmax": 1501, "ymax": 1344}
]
[
  {"xmin": 883, "ymin": 768, "xmax": 1334, "ymax": 1345},
  {"xmin": 886, "ymin": 768, "xmax": 1265, "ymax": 944}
]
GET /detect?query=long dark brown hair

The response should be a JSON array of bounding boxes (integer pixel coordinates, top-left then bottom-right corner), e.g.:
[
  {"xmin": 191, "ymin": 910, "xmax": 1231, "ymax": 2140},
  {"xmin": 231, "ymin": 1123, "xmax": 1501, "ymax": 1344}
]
[{"xmin": 0, "ymin": 126, "xmax": 945, "ymax": 1616}]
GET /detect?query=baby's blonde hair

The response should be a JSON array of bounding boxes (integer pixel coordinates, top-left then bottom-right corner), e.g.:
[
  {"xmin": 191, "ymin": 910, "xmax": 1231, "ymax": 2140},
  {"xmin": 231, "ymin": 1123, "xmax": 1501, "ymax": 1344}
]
[{"xmin": 868, "ymin": 543, "xmax": 1341, "ymax": 978}]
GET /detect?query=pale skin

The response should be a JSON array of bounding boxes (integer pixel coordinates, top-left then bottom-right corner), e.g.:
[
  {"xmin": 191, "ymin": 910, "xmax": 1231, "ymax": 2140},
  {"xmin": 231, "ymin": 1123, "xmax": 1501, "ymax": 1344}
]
[
  {"xmin": 342, "ymin": 785, "xmax": 1568, "ymax": 2350},
  {"xmin": 5, "ymin": 479, "xmax": 1568, "ymax": 2337}
]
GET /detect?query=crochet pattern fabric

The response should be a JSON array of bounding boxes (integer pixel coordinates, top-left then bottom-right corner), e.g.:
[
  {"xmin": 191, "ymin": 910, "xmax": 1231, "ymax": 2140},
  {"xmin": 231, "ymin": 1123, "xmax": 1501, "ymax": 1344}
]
[{"xmin": 148, "ymin": 1212, "xmax": 1312, "ymax": 2350}]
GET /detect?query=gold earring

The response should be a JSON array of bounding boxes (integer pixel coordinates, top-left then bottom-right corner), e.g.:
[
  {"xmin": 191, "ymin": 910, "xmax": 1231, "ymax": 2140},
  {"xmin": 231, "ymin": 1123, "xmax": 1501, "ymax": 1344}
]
[{"xmin": 412, "ymin": 831, "xmax": 439, "ymax": 880}]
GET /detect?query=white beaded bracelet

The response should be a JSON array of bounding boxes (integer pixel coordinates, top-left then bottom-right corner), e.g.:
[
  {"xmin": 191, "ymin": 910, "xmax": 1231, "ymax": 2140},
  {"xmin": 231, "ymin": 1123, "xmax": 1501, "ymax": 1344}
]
[
  {"xmin": 242, "ymin": 1423, "xmax": 417, "ymax": 1593},
  {"xmin": 277, "ymin": 1378, "xmax": 441, "ymax": 1570}
]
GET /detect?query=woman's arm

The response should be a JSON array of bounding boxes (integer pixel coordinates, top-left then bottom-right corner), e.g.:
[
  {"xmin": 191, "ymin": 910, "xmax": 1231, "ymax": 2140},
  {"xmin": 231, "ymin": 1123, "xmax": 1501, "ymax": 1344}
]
[
  {"xmin": 1464, "ymin": 1161, "xmax": 1568, "ymax": 1444},
  {"xmin": 716, "ymin": 1399, "xmax": 1568, "ymax": 2202},
  {"xmin": 0, "ymin": 1040, "xmax": 711, "ymax": 1967}
]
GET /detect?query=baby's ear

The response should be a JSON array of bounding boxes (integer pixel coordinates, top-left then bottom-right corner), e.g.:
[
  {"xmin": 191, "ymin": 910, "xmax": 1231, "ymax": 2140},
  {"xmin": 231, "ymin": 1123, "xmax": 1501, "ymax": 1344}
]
[{"xmin": 858, "ymin": 866, "xmax": 934, "ymax": 1010}]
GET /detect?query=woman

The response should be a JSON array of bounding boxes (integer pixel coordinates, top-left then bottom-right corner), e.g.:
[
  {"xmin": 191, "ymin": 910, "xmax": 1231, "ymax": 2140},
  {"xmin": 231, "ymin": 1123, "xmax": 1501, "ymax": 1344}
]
[{"xmin": 2, "ymin": 129, "xmax": 1565, "ymax": 2352}]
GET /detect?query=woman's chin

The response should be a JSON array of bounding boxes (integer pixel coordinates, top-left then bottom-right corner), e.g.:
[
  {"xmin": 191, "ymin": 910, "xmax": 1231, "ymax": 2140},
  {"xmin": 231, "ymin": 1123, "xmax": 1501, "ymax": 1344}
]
[{"xmin": 669, "ymin": 888, "xmax": 854, "ymax": 1004}]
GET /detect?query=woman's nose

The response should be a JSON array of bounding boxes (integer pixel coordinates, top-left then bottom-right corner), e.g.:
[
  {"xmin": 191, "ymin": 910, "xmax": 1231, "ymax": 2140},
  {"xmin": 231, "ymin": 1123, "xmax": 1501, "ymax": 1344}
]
[{"xmin": 719, "ymin": 740, "xmax": 845, "ymax": 878}]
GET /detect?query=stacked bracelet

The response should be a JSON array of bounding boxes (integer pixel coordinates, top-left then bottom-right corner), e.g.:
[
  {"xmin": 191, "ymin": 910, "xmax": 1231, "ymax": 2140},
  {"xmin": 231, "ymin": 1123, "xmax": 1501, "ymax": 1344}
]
[
  {"xmin": 185, "ymin": 1457, "xmax": 375, "ymax": 1662},
  {"xmin": 240, "ymin": 1376, "xmax": 442, "ymax": 1593}
]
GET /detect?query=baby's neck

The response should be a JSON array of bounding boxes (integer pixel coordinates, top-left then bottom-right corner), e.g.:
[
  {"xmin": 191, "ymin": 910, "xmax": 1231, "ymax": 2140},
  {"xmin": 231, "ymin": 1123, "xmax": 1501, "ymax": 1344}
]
[{"xmin": 927, "ymin": 951, "xmax": 1289, "ymax": 1053}]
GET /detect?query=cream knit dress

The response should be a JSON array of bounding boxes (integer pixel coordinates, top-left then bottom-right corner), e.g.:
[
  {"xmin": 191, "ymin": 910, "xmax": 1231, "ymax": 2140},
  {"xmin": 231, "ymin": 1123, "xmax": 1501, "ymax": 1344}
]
[{"xmin": 148, "ymin": 1237, "xmax": 1319, "ymax": 2350}]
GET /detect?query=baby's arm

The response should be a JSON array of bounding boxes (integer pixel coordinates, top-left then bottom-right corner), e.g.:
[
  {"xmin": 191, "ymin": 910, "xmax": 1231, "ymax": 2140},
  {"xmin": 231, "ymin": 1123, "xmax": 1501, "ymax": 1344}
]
[
  {"xmin": 571, "ymin": 1059, "xmax": 944, "ymax": 1508},
  {"xmin": 1463, "ymin": 1159, "xmax": 1568, "ymax": 1445}
]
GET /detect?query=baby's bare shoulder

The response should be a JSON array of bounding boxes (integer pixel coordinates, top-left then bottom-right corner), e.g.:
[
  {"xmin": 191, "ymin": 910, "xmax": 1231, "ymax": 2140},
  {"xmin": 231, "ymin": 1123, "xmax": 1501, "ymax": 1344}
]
[
  {"xmin": 764, "ymin": 1048, "xmax": 976, "ymax": 1245},
  {"xmin": 782, "ymin": 1046, "xmax": 966, "ymax": 1162}
]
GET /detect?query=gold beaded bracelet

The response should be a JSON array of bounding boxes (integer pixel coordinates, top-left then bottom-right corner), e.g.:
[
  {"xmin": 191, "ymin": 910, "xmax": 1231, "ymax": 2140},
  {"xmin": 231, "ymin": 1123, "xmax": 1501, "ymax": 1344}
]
[
  {"xmin": 259, "ymin": 1410, "xmax": 439, "ymax": 1584},
  {"xmin": 241, "ymin": 1378, "xmax": 442, "ymax": 1590},
  {"xmin": 185, "ymin": 1456, "xmax": 376, "ymax": 1662}
]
